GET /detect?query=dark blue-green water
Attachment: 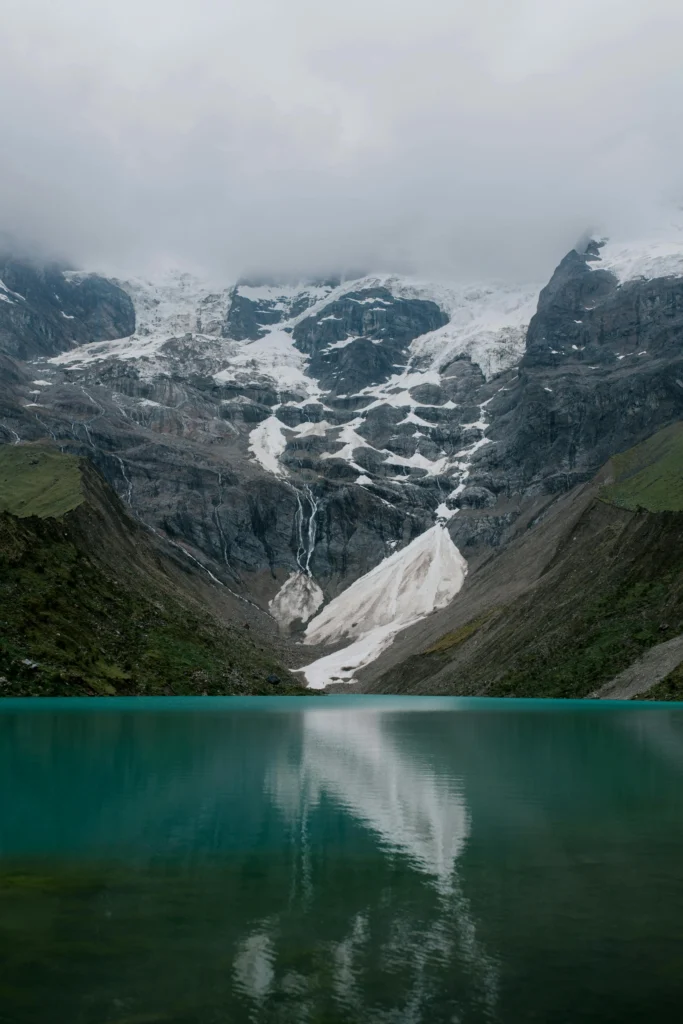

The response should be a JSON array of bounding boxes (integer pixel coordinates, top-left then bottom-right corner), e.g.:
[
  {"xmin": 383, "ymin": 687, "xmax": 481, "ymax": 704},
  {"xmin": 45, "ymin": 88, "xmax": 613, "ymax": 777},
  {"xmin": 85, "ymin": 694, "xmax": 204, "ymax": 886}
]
[{"xmin": 0, "ymin": 697, "xmax": 682, "ymax": 1023}]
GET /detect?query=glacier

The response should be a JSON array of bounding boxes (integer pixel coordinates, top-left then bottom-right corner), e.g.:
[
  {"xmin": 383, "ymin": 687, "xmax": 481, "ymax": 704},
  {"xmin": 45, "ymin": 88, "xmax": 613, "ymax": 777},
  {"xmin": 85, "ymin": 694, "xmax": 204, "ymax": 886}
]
[{"xmin": 300, "ymin": 524, "xmax": 468, "ymax": 688}]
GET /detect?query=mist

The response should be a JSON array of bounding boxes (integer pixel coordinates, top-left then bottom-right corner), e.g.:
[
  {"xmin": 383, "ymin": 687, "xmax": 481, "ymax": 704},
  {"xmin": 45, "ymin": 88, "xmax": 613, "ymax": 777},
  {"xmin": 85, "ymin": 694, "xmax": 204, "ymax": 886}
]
[{"xmin": 2, "ymin": 0, "xmax": 682, "ymax": 283}]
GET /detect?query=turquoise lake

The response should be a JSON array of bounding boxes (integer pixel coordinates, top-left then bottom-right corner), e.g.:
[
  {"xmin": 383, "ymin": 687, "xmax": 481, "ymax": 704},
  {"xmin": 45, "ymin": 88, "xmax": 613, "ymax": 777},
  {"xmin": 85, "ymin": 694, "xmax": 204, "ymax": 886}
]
[{"xmin": 0, "ymin": 696, "xmax": 682, "ymax": 1023}]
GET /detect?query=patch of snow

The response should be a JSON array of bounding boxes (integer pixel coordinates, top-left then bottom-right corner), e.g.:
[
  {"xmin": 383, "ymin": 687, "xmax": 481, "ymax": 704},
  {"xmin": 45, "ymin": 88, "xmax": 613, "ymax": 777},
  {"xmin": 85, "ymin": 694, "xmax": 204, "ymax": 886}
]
[
  {"xmin": 390, "ymin": 279, "xmax": 539, "ymax": 380},
  {"xmin": 249, "ymin": 415, "xmax": 289, "ymax": 477},
  {"xmin": 320, "ymin": 418, "xmax": 374, "ymax": 470},
  {"xmin": 398, "ymin": 410, "xmax": 433, "ymax": 427},
  {"xmin": 383, "ymin": 451, "xmax": 449, "ymax": 475},
  {"xmin": 237, "ymin": 282, "xmax": 332, "ymax": 309},
  {"xmin": 323, "ymin": 335, "xmax": 360, "ymax": 352},
  {"xmin": 0, "ymin": 279, "xmax": 25, "ymax": 303},
  {"xmin": 214, "ymin": 329, "xmax": 321, "ymax": 397},
  {"xmin": 595, "ymin": 212, "xmax": 683, "ymax": 283},
  {"xmin": 356, "ymin": 474, "xmax": 373, "ymax": 486},
  {"xmin": 435, "ymin": 502, "xmax": 457, "ymax": 521},
  {"xmin": 300, "ymin": 525, "xmax": 467, "ymax": 688},
  {"xmin": 289, "ymin": 419, "xmax": 333, "ymax": 438},
  {"xmin": 302, "ymin": 625, "xmax": 399, "ymax": 689},
  {"xmin": 61, "ymin": 312, "xmax": 76, "ymax": 319},
  {"xmin": 32, "ymin": 380, "xmax": 51, "ymax": 386},
  {"xmin": 269, "ymin": 571, "xmax": 324, "ymax": 629},
  {"xmin": 51, "ymin": 270, "xmax": 233, "ymax": 374}
]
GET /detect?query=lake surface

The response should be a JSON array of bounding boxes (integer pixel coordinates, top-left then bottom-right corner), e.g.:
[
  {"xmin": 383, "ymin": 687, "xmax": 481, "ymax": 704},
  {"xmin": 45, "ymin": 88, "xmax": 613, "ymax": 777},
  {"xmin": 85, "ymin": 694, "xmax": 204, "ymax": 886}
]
[{"xmin": 0, "ymin": 697, "xmax": 682, "ymax": 1023}]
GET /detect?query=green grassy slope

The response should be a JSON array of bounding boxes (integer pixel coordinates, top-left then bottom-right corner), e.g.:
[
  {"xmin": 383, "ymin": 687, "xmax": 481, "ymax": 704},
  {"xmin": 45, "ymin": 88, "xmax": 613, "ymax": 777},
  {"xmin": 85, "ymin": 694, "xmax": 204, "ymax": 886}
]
[
  {"xmin": 600, "ymin": 421, "xmax": 683, "ymax": 512},
  {"xmin": 0, "ymin": 445, "xmax": 84, "ymax": 518},
  {"xmin": 0, "ymin": 445, "xmax": 305, "ymax": 697}
]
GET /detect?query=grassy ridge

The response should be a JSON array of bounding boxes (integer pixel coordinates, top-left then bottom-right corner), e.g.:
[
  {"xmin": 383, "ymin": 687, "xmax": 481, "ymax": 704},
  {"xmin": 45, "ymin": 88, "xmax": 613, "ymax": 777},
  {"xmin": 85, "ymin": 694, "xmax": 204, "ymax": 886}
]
[
  {"xmin": 0, "ymin": 445, "xmax": 84, "ymax": 518},
  {"xmin": 600, "ymin": 421, "xmax": 683, "ymax": 512}
]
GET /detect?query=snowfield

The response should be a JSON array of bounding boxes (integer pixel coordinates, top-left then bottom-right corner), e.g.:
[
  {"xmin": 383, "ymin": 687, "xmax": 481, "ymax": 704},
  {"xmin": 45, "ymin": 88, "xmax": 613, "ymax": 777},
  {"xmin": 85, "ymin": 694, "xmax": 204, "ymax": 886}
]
[
  {"xmin": 248, "ymin": 415, "xmax": 289, "ymax": 477},
  {"xmin": 300, "ymin": 524, "xmax": 468, "ymax": 688},
  {"xmin": 269, "ymin": 572, "xmax": 324, "ymax": 629},
  {"xmin": 594, "ymin": 210, "xmax": 683, "ymax": 283},
  {"xmin": 51, "ymin": 271, "xmax": 233, "ymax": 373}
]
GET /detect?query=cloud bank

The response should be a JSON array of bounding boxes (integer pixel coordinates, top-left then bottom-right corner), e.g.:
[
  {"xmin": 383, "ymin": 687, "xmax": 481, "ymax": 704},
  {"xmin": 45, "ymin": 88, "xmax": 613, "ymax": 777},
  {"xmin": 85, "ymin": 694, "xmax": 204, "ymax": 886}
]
[{"xmin": 2, "ymin": 0, "xmax": 682, "ymax": 281}]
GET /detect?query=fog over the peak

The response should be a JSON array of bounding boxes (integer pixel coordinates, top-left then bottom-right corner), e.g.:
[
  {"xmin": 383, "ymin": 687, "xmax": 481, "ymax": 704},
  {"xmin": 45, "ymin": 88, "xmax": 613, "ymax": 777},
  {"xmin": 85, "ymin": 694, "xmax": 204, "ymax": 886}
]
[{"xmin": 2, "ymin": 0, "xmax": 682, "ymax": 283}]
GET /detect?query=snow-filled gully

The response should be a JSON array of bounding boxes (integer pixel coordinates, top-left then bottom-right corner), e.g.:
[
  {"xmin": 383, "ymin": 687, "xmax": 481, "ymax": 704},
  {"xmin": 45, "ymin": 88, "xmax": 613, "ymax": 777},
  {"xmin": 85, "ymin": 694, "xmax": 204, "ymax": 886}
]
[{"xmin": 299, "ymin": 524, "xmax": 467, "ymax": 688}]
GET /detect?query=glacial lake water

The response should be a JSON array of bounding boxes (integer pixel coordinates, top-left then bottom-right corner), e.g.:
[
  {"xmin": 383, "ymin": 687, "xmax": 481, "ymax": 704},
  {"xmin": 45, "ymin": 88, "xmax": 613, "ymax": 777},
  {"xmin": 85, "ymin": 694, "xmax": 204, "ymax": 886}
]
[{"xmin": 0, "ymin": 697, "xmax": 682, "ymax": 1023}]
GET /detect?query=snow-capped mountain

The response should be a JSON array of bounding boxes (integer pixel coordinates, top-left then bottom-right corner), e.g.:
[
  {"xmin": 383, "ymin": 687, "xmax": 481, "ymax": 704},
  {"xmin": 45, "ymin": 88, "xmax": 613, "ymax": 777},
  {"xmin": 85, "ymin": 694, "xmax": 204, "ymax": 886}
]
[{"xmin": 3, "ymin": 214, "xmax": 683, "ymax": 689}]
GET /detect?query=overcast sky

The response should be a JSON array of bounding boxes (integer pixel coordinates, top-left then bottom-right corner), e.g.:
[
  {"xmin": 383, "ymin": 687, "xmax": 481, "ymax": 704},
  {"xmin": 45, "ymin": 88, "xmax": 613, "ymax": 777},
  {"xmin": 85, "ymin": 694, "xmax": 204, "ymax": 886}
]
[{"xmin": 2, "ymin": 0, "xmax": 682, "ymax": 282}]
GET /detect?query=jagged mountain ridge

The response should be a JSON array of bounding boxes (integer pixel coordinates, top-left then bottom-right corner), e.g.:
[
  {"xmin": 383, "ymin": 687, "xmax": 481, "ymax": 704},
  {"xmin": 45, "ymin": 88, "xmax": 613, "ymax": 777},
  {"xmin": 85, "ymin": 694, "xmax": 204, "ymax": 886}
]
[
  {"xmin": 0, "ymin": 267, "xmax": 537, "ymax": 595},
  {"xmin": 2, "ymin": 216, "xmax": 683, "ymax": 689}
]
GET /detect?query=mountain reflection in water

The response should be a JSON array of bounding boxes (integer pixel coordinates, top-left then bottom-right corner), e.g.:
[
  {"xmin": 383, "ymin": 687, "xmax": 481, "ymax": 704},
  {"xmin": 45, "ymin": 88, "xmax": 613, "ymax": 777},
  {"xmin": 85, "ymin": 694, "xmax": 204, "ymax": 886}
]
[{"xmin": 0, "ymin": 697, "xmax": 682, "ymax": 1024}]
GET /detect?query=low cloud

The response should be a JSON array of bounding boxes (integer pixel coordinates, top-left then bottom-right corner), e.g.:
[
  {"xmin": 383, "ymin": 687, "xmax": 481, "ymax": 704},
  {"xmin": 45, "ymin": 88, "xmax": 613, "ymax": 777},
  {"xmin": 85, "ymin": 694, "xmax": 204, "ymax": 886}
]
[{"xmin": 2, "ymin": 0, "xmax": 682, "ymax": 282}]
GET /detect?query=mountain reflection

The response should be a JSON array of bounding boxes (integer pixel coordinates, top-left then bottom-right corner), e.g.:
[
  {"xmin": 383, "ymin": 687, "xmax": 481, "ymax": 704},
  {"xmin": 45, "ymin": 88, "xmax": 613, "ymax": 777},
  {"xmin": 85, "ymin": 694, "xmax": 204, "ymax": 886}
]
[
  {"xmin": 1, "ymin": 700, "xmax": 682, "ymax": 1024},
  {"xmin": 269, "ymin": 707, "xmax": 470, "ymax": 889},
  {"xmin": 258, "ymin": 706, "xmax": 499, "ymax": 1021}
]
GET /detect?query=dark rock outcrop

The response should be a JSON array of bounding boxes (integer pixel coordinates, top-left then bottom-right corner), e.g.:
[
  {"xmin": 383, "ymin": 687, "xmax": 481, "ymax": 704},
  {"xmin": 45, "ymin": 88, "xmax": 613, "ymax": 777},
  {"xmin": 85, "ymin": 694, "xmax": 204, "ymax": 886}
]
[
  {"xmin": 463, "ymin": 245, "xmax": 683, "ymax": 528},
  {"xmin": 0, "ymin": 258, "xmax": 134, "ymax": 359},
  {"xmin": 293, "ymin": 288, "xmax": 448, "ymax": 395}
]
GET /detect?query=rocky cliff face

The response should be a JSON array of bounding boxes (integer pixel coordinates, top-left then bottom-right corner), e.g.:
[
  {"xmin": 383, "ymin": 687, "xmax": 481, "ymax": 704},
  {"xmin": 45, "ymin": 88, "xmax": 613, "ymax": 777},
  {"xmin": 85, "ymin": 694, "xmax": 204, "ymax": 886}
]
[
  {"xmin": 2, "ymin": 221, "xmax": 683, "ymax": 690},
  {"xmin": 0, "ymin": 257, "xmax": 134, "ymax": 360},
  {"xmin": 468, "ymin": 241, "xmax": 683, "ymax": 503}
]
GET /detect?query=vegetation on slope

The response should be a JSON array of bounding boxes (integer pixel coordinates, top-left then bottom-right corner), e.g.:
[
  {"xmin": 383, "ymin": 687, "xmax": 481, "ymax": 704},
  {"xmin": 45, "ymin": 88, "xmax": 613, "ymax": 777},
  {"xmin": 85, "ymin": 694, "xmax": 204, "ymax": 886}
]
[
  {"xmin": 377, "ymin": 423, "xmax": 683, "ymax": 700},
  {"xmin": 0, "ymin": 444, "xmax": 305, "ymax": 697},
  {"xmin": 0, "ymin": 446, "xmax": 83, "ymax": 518},
  {"xmin": 637, "ymin": 662, "xmax": 683, "ymax": 702},
  {"xmin": 600, "ymin": 421, "xmax": 683, "ymax": 512},
  {"xmin": 486, "ymin": 510, "xmax": 683, "ymax": 698}
]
